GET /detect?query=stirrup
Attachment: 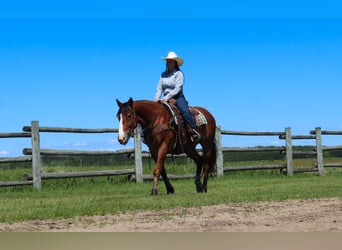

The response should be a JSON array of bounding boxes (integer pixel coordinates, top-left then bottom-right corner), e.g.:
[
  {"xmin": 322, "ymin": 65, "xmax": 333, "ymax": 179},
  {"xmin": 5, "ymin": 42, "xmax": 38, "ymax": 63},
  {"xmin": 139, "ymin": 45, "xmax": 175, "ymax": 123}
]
[{"xmin": 190, "ymin": 129, "xmax": 201, "ymax": 143}]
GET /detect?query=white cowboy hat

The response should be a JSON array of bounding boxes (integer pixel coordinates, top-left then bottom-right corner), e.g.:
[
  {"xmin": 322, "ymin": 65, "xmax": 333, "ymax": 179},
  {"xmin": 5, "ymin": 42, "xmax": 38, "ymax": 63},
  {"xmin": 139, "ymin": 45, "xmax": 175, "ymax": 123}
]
[{"xmin": 161, "ymin": 51, "xmax": 184, "ymax": 66}]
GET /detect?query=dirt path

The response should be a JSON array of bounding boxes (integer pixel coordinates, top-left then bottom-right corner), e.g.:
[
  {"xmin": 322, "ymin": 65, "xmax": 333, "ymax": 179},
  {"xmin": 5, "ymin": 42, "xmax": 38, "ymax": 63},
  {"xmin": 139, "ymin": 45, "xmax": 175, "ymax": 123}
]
[{"xmin": 1, "ymin": 198, "xmax": 341, "ymax": 232}]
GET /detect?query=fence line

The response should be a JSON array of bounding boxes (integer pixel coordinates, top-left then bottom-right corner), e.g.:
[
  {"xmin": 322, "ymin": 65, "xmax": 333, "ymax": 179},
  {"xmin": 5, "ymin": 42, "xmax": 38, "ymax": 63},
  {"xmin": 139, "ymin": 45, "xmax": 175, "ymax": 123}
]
[
  {"xmin": 217, "ymin": 127, "xmax": 293, "ymax": 175},
  {"xmin": 0, "ymin": 123, "xmax": 35, "ymax": 188},
  {"xmin": 29, "ymin": 121, "xmax": 143, "ymax": 189},
  {"xmin": 215, "ymin": 127, "xmax": 339, "ymax": 176},
  {"xmin": 0, "ymin": 121, "xmax": 139, "ymax": 190},
  {"xmin": 311, "ymin": 128, "xmax": 342, "ymax": 173},
  {"xmin": 1, "ymin": 122, "xmax": 342, "ymax": 190}
]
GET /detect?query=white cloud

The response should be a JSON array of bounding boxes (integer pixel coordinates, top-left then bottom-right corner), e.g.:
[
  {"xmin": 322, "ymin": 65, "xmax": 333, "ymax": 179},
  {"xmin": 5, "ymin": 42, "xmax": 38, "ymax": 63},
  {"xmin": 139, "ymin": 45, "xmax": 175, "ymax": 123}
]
[
  {"xmin": 60, "ymin": 141, "xmax": 88, "ymax": 147},
  {"xmin": 0, "ymin": 150, "xmax": 10, "ymax": 156},
  {"xmin": 71, "ymin": 142, "xmax": 88, "ymax": 147}
]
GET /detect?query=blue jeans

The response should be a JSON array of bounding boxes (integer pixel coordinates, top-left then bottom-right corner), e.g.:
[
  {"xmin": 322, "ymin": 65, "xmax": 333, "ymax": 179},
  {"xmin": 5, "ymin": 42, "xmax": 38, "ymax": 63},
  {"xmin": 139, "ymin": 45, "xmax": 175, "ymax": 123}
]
[{"xmin": 176, "ymin": 96, "xmax": 197, "ymax": 129}]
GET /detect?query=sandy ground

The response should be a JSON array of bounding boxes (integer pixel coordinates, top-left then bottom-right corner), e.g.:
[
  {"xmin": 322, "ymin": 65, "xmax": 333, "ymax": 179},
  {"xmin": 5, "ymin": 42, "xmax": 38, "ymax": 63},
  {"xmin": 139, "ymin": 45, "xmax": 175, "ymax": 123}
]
[{"xmin": 1, "ymin": 198, "xmax": 341, "ymax": 232}]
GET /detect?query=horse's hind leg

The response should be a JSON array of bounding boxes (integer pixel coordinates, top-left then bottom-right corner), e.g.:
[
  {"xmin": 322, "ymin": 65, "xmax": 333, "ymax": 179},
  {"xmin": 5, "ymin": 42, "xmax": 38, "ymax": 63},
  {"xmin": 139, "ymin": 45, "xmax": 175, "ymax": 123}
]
[
  {"xmin": 186, "ymin": 149, "xmax": 204, "ymax": 193},
  {"xmin": 161, "ymin": 167, "xmax": 174, "ymax": 194},
  {"xmin": 201, "ymin": 142, "xmax": 216, "ymax": 193},
  {"xmin": 195, "ymin": 162, "xmax": 204, "ymax": 193}
]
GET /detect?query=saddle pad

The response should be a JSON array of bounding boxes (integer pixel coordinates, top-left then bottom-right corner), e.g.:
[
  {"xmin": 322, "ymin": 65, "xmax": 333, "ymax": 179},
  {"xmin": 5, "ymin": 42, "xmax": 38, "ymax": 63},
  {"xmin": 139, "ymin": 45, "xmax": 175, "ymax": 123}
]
[
  {"xmin": 190, "ymin": 108, "xmax": 208, "ymax": 126},
  {"xmin": 163, "ymin": 102, "xmax": 180, "ymax": 125},
  {"xmin": 163, "ymin": 102, "xmax": 207, "ymax": 126}
]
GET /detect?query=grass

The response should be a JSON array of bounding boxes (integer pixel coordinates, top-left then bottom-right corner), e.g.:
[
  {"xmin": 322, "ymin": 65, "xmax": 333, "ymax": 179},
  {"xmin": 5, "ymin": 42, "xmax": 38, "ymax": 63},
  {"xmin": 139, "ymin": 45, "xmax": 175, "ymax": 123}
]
[
  {"xmin": 0, "ymin": 165, "xmax": 342, "ymax": 224},
  {"xmin": 0, "ymin": 157, "xmax": 342, "ymax": 224}
]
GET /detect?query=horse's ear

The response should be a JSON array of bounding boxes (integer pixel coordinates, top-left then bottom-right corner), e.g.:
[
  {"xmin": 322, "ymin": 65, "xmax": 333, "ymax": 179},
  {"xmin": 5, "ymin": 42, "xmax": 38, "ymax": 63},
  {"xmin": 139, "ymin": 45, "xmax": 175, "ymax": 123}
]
[
  {"xmin": 116, "ymin": 99, "xmax": 122, "ymax": 107},
  {"xmin": 128, "ymin": 97, "xmax": 134, "ymax": 107}
]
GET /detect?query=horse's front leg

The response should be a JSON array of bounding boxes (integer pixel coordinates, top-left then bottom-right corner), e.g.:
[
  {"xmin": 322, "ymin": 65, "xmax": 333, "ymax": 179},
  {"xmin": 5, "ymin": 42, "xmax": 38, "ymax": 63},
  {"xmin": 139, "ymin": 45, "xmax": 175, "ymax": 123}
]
[
  {"xmin": 151, "ymin": 148, "xmax": 168, "ymax": 196},
  {"xmin": 152, "ymin": 166, "xmax": 174, "ymax": 195},
  {"xmin": 151, "ymin": 169, "xmax": 160, "ymax": 195}
]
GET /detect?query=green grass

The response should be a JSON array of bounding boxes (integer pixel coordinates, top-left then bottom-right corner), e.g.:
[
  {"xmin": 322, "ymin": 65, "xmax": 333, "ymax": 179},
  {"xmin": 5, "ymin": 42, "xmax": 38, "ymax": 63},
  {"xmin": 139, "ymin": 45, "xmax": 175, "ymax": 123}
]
[{"xmin": 0, "ymin": 167, "xmax": 342, "ymax": 224}]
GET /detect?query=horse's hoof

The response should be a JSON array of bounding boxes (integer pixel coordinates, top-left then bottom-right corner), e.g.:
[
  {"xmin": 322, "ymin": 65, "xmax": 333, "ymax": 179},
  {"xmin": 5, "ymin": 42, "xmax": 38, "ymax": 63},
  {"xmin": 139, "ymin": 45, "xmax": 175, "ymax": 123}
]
[
  {"xmin": 167, "ymin": 186, "xmax": 175, "ymax": 194},
  {"xmin": 196, "ymin": 184, "xmax": 208, "ymax": 193},
  {"xmin": 151, "ymin": 189, "xmax": 158, "ymax": 196},
  {"xmin": 196, "ymin": 185, "xmax": 203, "ymax": 193},
  {"xmin": 167, "ymin": 190, "xmax": 175, "ymax": 195}
]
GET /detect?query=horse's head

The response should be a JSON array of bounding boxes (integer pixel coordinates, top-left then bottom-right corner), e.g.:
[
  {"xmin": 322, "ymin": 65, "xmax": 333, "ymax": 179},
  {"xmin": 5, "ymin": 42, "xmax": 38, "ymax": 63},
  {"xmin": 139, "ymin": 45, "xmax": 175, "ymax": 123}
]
[{"xmin": 116, "ymin": 97, "xmax": 137, "ymax": 145}]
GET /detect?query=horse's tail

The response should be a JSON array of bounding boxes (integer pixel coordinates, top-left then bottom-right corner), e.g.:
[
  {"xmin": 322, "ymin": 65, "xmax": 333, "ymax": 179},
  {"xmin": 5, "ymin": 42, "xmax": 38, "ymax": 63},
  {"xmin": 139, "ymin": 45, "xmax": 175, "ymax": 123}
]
[{"xmin": 209, "ymin": 140, "xmax": 217, "ymax": 175}]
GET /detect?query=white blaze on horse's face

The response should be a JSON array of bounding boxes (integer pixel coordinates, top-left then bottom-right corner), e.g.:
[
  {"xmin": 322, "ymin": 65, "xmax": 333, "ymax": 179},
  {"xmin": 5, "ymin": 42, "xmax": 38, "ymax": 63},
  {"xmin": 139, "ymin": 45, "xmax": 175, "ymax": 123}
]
[{"xmin": 118, "ymin": 113, "xmax": 129, "ymax": 145}]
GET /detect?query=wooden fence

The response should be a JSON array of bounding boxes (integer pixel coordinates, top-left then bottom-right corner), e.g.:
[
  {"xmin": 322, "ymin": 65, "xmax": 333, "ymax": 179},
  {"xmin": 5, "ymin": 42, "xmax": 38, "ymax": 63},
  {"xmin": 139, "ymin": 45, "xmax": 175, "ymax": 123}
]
[
  {"xmin": 217, "ymin": 127, "xmax": 326, "ymax": 176},
  {"xmin": 0, "ymin": 128, "xmax": 33, "ymax": 187},
  {"xmin": 1, "ymin": 121, "xmax": 341, "ymax": 190},
  {"xmin": 310, "ymin": 129, "xmax": 342, "ymax": 170},
  {"xmin": 0, "ymin": 121, "xmax": 143, "ymax": 189}
]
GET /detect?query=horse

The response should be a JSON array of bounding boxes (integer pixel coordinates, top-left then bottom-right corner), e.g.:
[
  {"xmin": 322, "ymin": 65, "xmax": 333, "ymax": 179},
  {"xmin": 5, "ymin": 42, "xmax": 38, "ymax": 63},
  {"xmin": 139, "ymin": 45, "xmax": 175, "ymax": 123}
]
[{"xmin": 116, "ymin": 97, "xmax": 217, "ymax": 195}]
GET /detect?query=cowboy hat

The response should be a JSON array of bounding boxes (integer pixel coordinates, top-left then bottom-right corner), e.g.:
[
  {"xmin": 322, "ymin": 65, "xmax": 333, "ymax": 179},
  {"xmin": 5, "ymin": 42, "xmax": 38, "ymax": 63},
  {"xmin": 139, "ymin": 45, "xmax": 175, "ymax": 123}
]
[{"xmin": 161, "ymin": 51, "xmax": 183, "ymax": 66}]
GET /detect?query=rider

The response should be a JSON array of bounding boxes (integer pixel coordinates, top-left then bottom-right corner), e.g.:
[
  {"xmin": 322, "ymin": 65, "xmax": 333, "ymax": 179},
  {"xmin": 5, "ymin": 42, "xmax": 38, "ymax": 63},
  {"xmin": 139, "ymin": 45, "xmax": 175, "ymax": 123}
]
[{"xmin": 154, "ymin": 51, "xmax": 200, "ymax": 142}]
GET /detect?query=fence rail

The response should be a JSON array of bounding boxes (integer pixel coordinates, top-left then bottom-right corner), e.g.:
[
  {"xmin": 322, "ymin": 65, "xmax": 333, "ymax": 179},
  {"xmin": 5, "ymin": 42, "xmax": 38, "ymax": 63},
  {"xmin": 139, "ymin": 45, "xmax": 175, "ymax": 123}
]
[
  {"xmin": 0, "ymin": 156, "xmax": 32, "ymax": 163},
  {"xmin": 220, "ymin": 130, "xmax": 284, "ymax": 136},
  {"xmin": 0, "ymin": 132, "xmax": 31, "ymax": 138},
  {"xmin": 23, "ymin": 126, "xmax": 118, "ymax": 133},
  {"xmin": 23, "ymin": 148, "xmax": 120, "ymax": 156},
  {"xmin": 1, "ymin": 121, "xmax": 342, "ymax": 190},
  {"xmin": 24, "ymin": 169, "xmax": 135, "ymax": 181},
  {"xmin": 222, "ymin": 147, "xmax": 285, "ymax": 152}
]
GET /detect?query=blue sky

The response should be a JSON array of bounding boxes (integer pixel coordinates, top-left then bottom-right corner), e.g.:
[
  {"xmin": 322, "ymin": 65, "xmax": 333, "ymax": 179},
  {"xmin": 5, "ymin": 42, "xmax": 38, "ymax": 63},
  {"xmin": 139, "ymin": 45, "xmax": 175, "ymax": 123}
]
[{"xmin": 1, "ymin": 1, "xmax": 342, "ymax": 156}]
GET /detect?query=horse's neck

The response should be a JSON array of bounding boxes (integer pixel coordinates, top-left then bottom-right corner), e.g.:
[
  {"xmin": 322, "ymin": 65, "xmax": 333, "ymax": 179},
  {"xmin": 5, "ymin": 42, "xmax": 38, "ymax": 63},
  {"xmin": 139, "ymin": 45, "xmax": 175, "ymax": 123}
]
[{"xmin": 134, "ymin": 101, "xmax": 163, "ymax": 128}]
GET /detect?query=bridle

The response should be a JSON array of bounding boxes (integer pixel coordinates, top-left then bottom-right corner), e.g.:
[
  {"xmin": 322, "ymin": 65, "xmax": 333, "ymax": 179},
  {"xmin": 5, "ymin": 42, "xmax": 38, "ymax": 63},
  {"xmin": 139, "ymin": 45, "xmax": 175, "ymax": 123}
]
[
  {"xmin": 141, "ymin": 102, "xmax": 184, "ymax": 153},
  {"xmin": 139, "ymin": 102, "xmax": 171, "ymax": 139}
]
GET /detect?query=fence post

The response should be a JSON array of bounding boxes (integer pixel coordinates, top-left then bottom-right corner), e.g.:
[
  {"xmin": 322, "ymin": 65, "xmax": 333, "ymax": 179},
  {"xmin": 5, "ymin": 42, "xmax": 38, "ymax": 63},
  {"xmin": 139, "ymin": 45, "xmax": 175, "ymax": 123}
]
[
  {"xmin": 215, "ymin": 126, "xmax": 224, "ymax": 177},
  {"xmin": 315, "ymin": 127, "xmax": 324, "ymax": 175},
  {"xmin": 31, "ymin": 120, "xmax": 42, "ymax": 190},
  {"xmin": 134, "ymin": 124, "xmax": 143, "ymax": 183},
  {"xmin": 285, "ymin": 127, "xmax": 293, "ymax": 176}
]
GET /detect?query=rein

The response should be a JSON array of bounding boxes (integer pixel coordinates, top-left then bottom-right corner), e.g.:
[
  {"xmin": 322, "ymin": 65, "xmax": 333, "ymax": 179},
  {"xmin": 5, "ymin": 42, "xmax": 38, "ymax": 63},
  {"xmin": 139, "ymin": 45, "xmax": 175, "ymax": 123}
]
[
  {"xmin": 139, "ymin": 102, "xmax": 180, "ymax": 150},
  {"xmin": 146, "ymin": 101, "xmax": 186, "ymax": 168},
  {"xmin": 139, "ymin": 102, "xmax": 169, "ymax": 137}
]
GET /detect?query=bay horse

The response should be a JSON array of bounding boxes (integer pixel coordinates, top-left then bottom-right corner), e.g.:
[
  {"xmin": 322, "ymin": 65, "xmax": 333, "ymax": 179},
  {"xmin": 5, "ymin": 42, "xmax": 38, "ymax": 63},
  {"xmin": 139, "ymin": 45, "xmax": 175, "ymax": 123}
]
[{"xmin": 116, "ymin": 97, "xmax": 217, "ymax": 195}]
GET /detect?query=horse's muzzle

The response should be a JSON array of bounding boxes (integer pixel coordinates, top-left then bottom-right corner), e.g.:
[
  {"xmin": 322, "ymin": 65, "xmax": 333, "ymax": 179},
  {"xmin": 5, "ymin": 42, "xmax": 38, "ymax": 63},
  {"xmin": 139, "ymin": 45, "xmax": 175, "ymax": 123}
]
[
  {"xmin": 118, "ymin": 134, "xmax": 130, "ymax": 145},
  {"xmin": 118, "ymin": 135, "xmax": 129, "ymax": 145}
]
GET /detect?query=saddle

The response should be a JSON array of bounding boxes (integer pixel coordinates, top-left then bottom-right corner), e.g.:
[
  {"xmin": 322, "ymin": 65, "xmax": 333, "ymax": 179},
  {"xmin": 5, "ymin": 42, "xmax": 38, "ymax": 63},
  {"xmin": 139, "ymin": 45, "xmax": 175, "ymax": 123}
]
[
  {"xmin": 162, "ymin": 99, "xmax": 207, "ymax": 128},
  {"xmin": 161, "ymin": 100, "xmax": 207, "ymax": 151}
]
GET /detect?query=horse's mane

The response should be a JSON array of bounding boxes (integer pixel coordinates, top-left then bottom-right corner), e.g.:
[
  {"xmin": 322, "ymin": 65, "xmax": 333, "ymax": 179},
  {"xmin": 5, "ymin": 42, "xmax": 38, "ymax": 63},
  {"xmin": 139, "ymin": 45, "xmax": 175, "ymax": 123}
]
[
  {"xmin": 133, "ymin": 100, "xmax": 155, "ymax": 105},
  {"xmin": 133, "ymin": 100, "xmax": 164, "ymax": 110}
]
